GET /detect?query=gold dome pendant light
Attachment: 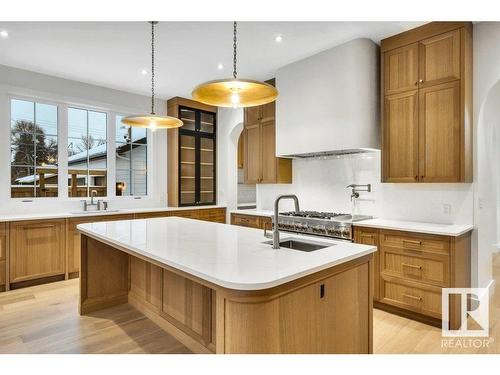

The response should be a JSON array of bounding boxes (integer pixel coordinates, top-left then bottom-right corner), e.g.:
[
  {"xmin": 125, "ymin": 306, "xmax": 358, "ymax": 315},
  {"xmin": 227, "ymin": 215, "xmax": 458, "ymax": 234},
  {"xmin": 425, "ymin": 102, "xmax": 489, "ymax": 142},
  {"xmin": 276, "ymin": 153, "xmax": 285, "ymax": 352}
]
[
  {"xmin": 192, "ymin": 22, "xmax": 278, "ymax": 108},
  {"xmin": 122, "ymin": 21, "xmax": 183, "ymax": 129}
]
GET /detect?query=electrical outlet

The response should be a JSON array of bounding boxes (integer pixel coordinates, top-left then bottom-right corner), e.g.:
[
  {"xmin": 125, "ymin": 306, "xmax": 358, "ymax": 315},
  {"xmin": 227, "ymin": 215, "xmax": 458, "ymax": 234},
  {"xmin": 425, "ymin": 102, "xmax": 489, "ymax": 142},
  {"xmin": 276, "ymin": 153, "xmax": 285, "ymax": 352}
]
[{"xmin": 443, "ymin": 203, "xmax": 452, "ymax": 216}]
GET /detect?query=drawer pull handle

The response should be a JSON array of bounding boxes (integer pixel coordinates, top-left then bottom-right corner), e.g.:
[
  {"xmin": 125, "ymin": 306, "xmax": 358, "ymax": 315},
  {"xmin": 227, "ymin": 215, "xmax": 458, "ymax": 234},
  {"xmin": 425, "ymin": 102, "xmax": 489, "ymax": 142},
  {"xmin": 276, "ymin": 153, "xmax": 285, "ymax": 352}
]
[
  {"xmin": 402, "ymin": 263, "xmax": 423, "ymax": 270},
  {"xmin": 403, "ymin": 239, "xmax": 422, "ymax": 246},
  {"xmin": 360, "ymin": 234, "xmax": 374, "ymax": 238},
  {"xmin": 403, "ymin": 293, "xmax": 422, "ymax": 301}
]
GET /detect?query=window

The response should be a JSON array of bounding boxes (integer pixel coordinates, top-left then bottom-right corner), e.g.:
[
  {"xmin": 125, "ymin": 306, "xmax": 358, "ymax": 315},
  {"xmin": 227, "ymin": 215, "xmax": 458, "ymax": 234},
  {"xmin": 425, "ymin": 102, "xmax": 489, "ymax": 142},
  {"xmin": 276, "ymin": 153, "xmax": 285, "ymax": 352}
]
[
  {"xmin": 115, "ymin": 116, "xmax": 148, "ymax": 196},
  {"xmin": 67, "ymin": 108, "xmax": 107, "ymax": 197},
  {"xmin": 10, "ymin": 99, "xmax": 58, "ymax": 198}
]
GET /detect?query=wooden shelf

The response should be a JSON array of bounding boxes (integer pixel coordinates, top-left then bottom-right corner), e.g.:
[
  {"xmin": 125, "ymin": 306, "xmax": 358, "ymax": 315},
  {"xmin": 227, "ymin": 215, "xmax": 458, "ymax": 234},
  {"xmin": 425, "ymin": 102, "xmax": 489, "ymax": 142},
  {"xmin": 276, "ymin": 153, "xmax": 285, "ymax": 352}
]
[
  {"xmin": 181, "ymin": 161, "xmax": 195, "ymax": 165},
  {"xmin": 200, "ymin": 177, "xmax": 213, "ymax": 179},
  {"xmin": 200, "ymin": 162, "xmax": 213, "ymax": 166},
  {"xmin": 181, "ymin": 146, "xmax": 195, "ymax": 150},
  {"xmin": 180, "ymin": 176, "xmax": 195, "ymax": 179}
]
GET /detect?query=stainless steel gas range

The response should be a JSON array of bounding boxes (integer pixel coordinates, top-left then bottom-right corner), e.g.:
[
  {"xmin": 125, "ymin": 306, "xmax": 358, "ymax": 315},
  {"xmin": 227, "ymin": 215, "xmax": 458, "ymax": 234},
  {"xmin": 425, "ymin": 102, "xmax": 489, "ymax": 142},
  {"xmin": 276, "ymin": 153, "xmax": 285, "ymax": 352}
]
[{"xmin": 273, "ymin": 211, "xmax": 373, "ymax": 242}]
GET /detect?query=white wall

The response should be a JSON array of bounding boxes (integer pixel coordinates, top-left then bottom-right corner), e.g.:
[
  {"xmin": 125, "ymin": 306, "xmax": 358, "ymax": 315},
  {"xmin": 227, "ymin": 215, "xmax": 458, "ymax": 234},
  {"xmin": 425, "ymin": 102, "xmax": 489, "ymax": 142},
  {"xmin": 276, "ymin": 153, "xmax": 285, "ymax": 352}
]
[
  {"xmin": 473, "ymin": 22, "xmax": 500, "ymax": 290},
  {"xmin": 275, "ymin": 38, "xmax": 379, "ymax": 156},
  {"xmin": 256, "ymin": 152, "xmax": 474, "ymax": 225},
  {"xmin": 0, "ymin": 64, "xmax": 168, "ymax": 214}
]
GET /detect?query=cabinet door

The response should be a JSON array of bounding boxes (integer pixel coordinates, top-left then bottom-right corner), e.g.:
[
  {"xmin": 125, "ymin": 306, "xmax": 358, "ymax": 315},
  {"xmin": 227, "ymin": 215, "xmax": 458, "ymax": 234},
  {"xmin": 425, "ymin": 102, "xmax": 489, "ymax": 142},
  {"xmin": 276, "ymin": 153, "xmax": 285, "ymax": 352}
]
[
  {"xmin": 419, "ymin": 29, "xmax": 460, "ymax": 88},
  {"xmin": 244, "ymin": 123, "xmax": 261, "ymax": 184},
  {"xmin": 384, "ymin": 43, "xmax": 419, "ymax": 95},
  {"xmin": 260, "ymin": 120, "xmax": 277, "ymax": 183},
  {"xmin": 179, "ymin": 134, "xmax": 197, "ymax": 205},
  {"xmin": 9, "ymin": 220, "xmax": 65, "ymax": 283},
  {"xmin": 383, "ymin": 90, "xmax": 419, "ymax": 182},
  {"xmin": 199, "ymin": 137, "xmax": 216, "ymax": 205},
  {"xmin": 260, "ymin": 101, "xmax": 275, "ymax": 123},
  {"xmin": 354, "ymin": 228, "xmax": 380, "ymax": 301},
  {"xmin": 418, "ymin": 81, "xmax": 461, "ymax": 182},
  {"xmin": 279, "ymin": 263, "xmax": 370, "ymax": 353}
]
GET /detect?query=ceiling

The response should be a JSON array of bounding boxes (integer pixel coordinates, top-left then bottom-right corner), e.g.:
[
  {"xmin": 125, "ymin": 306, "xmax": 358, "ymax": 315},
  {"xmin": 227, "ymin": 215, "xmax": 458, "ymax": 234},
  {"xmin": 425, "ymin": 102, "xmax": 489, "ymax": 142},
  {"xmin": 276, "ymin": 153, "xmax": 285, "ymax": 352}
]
[{"xmin": 0, "ymin": 22, "xmax": 425, "ymax": 99}]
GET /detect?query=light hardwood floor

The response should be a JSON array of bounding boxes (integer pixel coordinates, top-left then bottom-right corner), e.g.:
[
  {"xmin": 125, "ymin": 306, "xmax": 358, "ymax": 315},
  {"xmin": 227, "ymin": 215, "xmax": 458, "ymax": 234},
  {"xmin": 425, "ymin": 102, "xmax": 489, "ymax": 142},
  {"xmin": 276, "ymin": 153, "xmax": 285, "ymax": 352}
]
[{"xmin": 1, "ymin": 253, "xmax": 499, "ymax": 354}]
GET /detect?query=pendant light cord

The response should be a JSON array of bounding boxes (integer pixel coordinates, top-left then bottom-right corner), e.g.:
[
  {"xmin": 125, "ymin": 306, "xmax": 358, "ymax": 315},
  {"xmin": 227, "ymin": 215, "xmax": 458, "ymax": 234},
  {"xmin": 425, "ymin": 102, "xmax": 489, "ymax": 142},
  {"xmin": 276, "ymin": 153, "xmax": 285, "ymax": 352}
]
[
  {"xmin": 233, "ymin": 21, "xmax": 237, "ymax": 79},
  {"xmin": 151, "ymin": 21, "xmax": 156, "ymax": 115}
]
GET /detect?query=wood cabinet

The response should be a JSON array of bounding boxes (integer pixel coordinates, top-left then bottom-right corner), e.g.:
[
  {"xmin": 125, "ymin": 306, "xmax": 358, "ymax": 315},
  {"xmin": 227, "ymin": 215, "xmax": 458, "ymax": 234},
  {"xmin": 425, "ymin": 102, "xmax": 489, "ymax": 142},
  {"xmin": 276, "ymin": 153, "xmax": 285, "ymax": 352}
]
[
  {"xmin": 243, "ymin": 80, "xmax": 292, "ymax": 184},
  {"xmin": 381, "ymin": 22, "xmax": 472, "ymax": 183},
  {"xmin": 0, "ymin": 223, "xmax": 7, "ymax": 291},
  {"xmin": 230, "ymin": 213, "xmax": 272, "ymax": 230},
  {"xmin": 9, "ymin": 219, "xmax": 66, "ymax": 285},
  {"xmin": 353, "ymin": 225, "xmax": 471, "ymax": 328},
  {"xmin": 354, "ymin": 227, "xmax": 380, "ymax": 301},
  {"xmin": 167, "ymin": 97, "xmax": 217, "ymax": 207},
  {"xmin": 67, "ymin": 214, "xmax": 133, "ymax": 278},
  {"xmin": 237, "ymin": 132, "xmax": 244, "ymax": 169}
]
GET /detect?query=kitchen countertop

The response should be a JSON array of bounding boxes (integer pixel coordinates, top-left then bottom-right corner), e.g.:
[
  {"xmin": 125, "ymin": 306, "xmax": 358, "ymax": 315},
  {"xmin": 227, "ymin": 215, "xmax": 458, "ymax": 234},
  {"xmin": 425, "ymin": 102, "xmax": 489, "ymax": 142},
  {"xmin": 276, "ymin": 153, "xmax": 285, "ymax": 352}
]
[
  {"xmin": 77, "ymin": 217, "xmax": 376, "ymax": 291},
  {"xmin": 230, "ymin": 209, "xmax": 273, "ymax": 217},
  {"xmin": 229, "ymin": 209, "xmax": 473, "ymax": 237},
  {"xmin": 0, "ymin": 205, "xmax": 226, "ymax": 223},
  {"xmin": 352, "ymin": 218, "xmax": 473, "ymax": 237}
]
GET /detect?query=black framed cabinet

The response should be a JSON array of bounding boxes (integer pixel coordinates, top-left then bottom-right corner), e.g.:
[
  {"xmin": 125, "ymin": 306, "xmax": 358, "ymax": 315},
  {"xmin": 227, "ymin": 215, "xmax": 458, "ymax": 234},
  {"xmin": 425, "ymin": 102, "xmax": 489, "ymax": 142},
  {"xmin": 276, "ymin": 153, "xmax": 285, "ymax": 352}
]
[{"xmin": 167, "ymin": 97, "xmax": 217, "ymax": 207}]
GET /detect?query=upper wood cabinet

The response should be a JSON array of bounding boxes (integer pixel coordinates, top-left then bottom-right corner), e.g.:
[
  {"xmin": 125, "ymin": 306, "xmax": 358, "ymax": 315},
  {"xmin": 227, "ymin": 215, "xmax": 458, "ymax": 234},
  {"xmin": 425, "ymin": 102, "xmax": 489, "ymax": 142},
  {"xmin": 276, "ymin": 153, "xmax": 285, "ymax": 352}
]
[
  {"xmin": 243, "ymin": 84, "xmax": 292, "ymax": 184},
  {"xmin": 0, "ymin": 224, "xmax": 6, "ymax": 290},
  {"xmin": 9, "ymin": 219, "xmax": 66, "ymax": 284},
  {"xmin": 384, "ymin": 43, "xmax": 419, "ymax": 95},
  {"xmin": 381, "ymin": 22, "xmax": 472, "ymax": 183}
]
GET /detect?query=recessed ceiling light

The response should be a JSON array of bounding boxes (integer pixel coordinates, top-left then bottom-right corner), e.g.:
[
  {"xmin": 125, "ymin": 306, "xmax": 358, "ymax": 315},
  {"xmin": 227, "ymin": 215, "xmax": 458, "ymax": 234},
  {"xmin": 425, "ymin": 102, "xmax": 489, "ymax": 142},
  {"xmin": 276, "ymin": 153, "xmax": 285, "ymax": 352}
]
[
  {"xmin": 141, "ymin": 69, "xmax": 148, "ymax": 75},
  {"xmin": 275, "ymin": 35, "xmax": 283, "ymax": 43},
  {"xmin": 0, "ymin": 30, "xmax": 8, "ymax": 38},
  {"xmin": 217, "ymin": 63, "xmax": 224, "ymax": 70}
]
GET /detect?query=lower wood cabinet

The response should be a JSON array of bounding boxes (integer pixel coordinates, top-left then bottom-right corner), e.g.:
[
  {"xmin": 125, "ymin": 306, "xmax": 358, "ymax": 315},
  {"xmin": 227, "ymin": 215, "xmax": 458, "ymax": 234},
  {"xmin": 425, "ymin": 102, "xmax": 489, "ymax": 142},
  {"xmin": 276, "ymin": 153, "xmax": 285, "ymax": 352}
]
[
  {"xmin": 9, "ymin": 219, "xmax": 66, "ymax": 285},
  {"xmin": 353, "ymin": 226, "xmax": 471, "ymax": 328},
  {"xmin": 0, "ymin": 223, "xmax": 7, "ymax": 291},
  {"xmin": 0, "ymin": 207, "xmax": 226, "ymax": 292},
  {"xmin": 230, "ymin": 213, "xmax": 272, "ymax": 230}
]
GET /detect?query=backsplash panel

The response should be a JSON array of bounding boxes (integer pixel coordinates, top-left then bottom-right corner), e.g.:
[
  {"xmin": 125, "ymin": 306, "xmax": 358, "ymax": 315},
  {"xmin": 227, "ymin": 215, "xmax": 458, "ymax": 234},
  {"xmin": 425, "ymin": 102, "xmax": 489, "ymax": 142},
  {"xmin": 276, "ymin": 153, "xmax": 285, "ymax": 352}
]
[{"xmin": 256, "ymin": 151, "xmax": 473, "ymax": 225}]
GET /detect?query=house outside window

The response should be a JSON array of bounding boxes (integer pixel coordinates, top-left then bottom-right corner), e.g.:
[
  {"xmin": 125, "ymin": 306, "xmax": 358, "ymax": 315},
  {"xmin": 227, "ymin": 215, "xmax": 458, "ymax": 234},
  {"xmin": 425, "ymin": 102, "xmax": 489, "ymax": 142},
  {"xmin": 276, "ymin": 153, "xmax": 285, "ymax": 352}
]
[
  {"xmin": 115, "ymin": 116, "xmax": 148, "ymax": 196},
  {"xmin": 67, "ymin": 107, "xmax": 107, "ymax": 197},
  {"xmin": 10, "ymin": 99, "xmax": 58, "ymax": 198}
]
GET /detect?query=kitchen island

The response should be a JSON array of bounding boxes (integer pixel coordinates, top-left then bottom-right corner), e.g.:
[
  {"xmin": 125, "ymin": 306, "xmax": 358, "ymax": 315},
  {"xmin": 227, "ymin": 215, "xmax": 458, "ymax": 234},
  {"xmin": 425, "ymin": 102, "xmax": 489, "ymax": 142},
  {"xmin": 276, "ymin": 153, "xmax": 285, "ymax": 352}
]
[{"xmin": 77, "ymin": 217, "xmax": 376, "ymax": 354}]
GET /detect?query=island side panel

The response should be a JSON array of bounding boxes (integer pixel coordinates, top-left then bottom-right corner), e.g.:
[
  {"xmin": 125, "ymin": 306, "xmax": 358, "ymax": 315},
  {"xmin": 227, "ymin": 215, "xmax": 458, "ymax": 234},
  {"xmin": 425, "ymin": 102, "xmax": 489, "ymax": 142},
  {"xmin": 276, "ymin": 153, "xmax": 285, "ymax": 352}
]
[
  {"xmin": 219, "ymin": 255, "xmax": 373, "ymax": 354},
  {"xmin": 79, "ymin": 235, "xmax": 129, "ymax": 315}
]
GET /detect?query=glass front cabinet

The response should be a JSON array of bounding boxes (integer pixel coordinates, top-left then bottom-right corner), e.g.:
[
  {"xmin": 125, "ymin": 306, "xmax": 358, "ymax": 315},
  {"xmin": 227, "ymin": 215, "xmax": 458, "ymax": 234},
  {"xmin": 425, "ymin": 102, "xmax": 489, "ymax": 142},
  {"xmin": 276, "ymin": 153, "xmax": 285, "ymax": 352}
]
[{"xmin": 167, "ymin": 98, "xmax": 217, "ymax": 207}]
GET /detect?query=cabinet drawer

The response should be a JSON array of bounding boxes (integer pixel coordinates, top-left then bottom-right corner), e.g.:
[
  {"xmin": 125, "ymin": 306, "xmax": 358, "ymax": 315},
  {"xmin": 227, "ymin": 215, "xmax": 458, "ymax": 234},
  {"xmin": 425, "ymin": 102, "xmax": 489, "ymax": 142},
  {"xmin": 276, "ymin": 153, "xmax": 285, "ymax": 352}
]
[
  {"xmin": 380, "ymin": 230, "xmax": 449, "ymax": 256},
  {"xmin": 381, "ymin": 250, "xmax": 449, "ymax": 287},
  {"xmin": 0, "ymin": 260, "xmax": 5, "ymax": 287},
  {"xmin": 231, "ymin": 214, "xmax": 261, "ymax": 229},
  {"xmin": 380, "ymin": 276, "xmax": 442, "ymax": 319}
]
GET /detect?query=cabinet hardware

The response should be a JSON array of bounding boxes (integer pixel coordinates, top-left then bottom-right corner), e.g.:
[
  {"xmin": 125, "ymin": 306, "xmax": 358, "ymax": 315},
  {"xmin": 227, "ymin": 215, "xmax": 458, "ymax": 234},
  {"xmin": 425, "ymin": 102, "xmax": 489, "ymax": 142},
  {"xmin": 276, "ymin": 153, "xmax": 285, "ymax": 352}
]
[
  {"xmin": 360, "ymin": 234, "xmax": 374, "ymax": 238},
  {"xmin": 402, "ymin": 263, "xmax": 423, "ymax": 270},
  {"xmin": 403, "ymin": 239, "xmax": 422, "ymax": 246},
  {"xmin": 419, "ymin": 79, "xmax": 424, "ymax": 84},
  {"xmin": 320, "ymin": 283, "xmax": 325, "ymax": 298},
  {"xmin": 402, "ymin": 293, "xmax": 422, "ymax": 301},
  {"xmin": 414, "ymin": 81, "xmax": 418, "ymax": 86},
  {"xmin": 415, "ymin": 175, "xmax": 418, "ymax": 180}
]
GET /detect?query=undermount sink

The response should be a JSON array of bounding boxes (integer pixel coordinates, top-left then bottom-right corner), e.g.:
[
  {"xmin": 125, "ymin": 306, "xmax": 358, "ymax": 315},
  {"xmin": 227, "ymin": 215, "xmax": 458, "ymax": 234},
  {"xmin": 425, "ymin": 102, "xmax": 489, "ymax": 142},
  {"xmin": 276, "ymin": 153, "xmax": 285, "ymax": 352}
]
[
  {"xmin": 70, "ymin": 209, "xmax": 121, "ymax": 215},
  {"xmin": 263, "ymin": 238, "xmax": 333, "ymax": 252}
]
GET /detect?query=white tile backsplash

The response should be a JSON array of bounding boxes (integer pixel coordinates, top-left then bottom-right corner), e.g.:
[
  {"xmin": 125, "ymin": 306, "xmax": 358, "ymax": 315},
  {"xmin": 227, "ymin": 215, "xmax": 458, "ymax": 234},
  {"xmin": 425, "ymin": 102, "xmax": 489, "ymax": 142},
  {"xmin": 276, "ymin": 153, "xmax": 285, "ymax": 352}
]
[{"xmin": 256, "ymin": 151, "xmax": 473, "ymax": 225}]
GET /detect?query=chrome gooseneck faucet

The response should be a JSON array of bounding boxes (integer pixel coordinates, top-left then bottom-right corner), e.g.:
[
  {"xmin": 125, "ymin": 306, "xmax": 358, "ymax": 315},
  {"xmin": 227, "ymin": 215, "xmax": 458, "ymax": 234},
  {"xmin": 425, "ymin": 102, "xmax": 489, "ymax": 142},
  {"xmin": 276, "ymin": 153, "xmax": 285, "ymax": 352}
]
[{"xmin": 265, "ymin": 194, "xmax": 300, "ymax": 249}]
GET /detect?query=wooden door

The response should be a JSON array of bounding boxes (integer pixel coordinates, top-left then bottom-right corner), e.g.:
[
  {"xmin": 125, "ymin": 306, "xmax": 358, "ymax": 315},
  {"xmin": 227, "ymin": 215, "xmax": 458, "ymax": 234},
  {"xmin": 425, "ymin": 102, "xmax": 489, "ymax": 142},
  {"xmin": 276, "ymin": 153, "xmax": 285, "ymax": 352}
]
[
  {"xmin": 354, "ymin": 228, "xmax": 380, "ymax": 301},
  {"xmin": 383, "ymin": 90, "xmax": 419, "ymax": 182},
  {"xmin": 237, "ymin": 132, "xmax": 244, "ymax": 169},
  {"xmin": 9, "ymin": 219, "xmax": 65, "ymax": 283},
  {"xmin": 260, "ymin": 120, "xmax": 277, "ymax": 183},
  {"xmin": 418, "ymin": 81, "xmax": 461, "ymax": 182},
  {"xmin": 244, "ymin": 123, "xmax": 261, "ymax": 184},
  {"xmin": 419, "ymin": 29, "xmax": 460, "ymax": 88},
  {"xmin": 383, "ymin": 43, "xmax": 419, "ymax": 95}
]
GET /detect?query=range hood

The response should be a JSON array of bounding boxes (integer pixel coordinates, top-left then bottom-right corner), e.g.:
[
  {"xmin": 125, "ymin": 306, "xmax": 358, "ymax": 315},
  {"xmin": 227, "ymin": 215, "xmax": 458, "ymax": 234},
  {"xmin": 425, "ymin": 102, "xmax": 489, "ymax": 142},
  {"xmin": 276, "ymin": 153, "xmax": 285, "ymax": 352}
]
[
  {"xmin": 275, "ymin": 38, "xmax": 380, "ymax": 157},
  {"xmin": 283, "ymin": 148, "xmax": 378, "ymax": 159}
]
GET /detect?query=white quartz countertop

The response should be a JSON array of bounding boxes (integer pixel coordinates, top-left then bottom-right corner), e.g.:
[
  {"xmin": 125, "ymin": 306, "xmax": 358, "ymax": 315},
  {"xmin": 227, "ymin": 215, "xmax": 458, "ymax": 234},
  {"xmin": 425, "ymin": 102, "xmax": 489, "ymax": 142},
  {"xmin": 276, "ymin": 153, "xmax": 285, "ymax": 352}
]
[
  {"xmin": 230, "ymin": 209, "xmax": 273, "ymax": 217},
  {"xmin": 77, "ymin": 217, "xmax": 376, "ymax": 291},
  {"xmin": 0, "ymin": 205, "xmax": 226, "ymax": 223},
  {"xmin": 353, "ymin": 219, "xmax": 473, "ymax": 237}
]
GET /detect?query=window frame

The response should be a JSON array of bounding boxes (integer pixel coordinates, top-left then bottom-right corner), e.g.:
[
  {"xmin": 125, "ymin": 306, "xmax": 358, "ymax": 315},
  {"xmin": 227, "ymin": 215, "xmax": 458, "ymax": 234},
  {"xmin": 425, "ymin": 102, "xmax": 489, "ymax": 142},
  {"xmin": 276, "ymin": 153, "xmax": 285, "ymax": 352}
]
[{"xmin": 7, "ymin": 94, "xmax": 152, "ymax": 201}]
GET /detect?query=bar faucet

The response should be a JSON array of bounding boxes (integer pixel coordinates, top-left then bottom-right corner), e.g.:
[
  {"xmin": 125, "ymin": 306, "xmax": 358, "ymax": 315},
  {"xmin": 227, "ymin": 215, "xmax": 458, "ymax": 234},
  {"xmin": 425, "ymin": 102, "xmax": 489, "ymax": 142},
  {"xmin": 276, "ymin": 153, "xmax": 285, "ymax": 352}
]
[
  {"xmin": 264, "ymin": 194, "xmax": 300, "ymax": 249},
  {"xmin": 346, "ymin": 184, "xmax": 371, "ymax": 201},
  {"xmin": 82, "ymin": 190, "xmax": 107, "ymax": 211}
]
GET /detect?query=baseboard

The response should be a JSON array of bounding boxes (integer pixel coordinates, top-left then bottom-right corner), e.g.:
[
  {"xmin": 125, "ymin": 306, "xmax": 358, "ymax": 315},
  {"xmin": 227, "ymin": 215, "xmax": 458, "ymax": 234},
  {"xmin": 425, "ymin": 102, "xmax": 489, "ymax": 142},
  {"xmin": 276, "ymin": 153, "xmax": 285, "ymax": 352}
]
[{"xmin": 374, "ymin": 301, "xmax": 441, "ymax": 328}]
